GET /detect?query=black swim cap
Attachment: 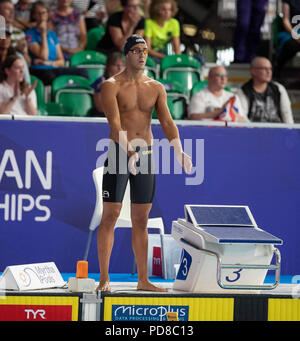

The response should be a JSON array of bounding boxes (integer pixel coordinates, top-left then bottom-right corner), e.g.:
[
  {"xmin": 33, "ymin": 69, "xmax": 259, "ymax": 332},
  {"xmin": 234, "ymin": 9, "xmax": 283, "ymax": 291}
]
[{"xmin": 124, "ymin": 34, "xmax": 147, "ymax": 55}]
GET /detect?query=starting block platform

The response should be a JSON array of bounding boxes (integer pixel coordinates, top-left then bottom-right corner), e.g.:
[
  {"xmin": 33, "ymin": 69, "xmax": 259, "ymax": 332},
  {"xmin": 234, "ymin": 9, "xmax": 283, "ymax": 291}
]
[{"xmin": 172, "ymin": 205, "xmax": 283, "ymax": 293}]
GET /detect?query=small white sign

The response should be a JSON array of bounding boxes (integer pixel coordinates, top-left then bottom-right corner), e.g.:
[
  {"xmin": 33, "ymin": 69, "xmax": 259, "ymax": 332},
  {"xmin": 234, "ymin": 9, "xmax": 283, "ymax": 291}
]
[{"xmin": 0, "ymin": 262, "xmax": 65, "ymax": 291}]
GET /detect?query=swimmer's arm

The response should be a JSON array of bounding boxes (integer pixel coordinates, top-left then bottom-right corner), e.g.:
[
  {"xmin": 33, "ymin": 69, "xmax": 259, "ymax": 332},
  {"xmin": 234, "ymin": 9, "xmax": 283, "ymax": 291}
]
[
  {"xmin": 155, "ymin": 83, "xmax": 181, "ymax": 146},
  {"xmin": 155, "ymin": 83, "xmax": 192, "ymax": 174},
  {"xmin": 101, "ymin": 81, "xmax": 136, "ymax": 156}
]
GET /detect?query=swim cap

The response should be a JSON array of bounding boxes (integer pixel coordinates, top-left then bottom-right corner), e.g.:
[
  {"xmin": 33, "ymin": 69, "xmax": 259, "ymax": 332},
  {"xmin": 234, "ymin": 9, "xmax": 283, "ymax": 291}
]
[{"xmin": 124, "ymin": 34, "xmax": 147, "ymax": 55}]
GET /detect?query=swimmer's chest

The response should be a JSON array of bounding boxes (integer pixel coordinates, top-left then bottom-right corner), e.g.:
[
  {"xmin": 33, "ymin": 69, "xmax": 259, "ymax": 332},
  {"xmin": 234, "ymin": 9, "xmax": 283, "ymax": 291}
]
[{"xmin": 117, "ymin": 82, "xmax": 157, "ymax": 113}]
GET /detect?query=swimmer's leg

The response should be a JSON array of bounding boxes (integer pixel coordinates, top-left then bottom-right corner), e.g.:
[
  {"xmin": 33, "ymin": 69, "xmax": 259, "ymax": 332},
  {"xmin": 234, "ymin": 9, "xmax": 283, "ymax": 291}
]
[
  {"xmin": 131, "ymin": 203, "xmax": 168, "ymax": 293},
  {"xmin": 96, "ymin": 202, "xmax": 122, "ymax": 292}
]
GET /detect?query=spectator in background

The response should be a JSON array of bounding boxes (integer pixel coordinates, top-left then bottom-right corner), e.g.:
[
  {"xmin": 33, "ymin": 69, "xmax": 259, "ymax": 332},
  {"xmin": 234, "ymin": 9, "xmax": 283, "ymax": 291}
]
[
  {"xmin": 236, "ymin": 57, "xmax": 294, "ymax": 123},
  {"xmin": 39, "ymin": 0, "xmax": 57, "ymax": 11},
  {"xmin": 26, "ymin": 1, "xmax": 88, "ymax": 85},
  {"xmin": 0, "ymin": 29, "xmax": 30, "ymax": 83},
  {"xmin": 275, "ymin": 0, "xmax": 300, "ymax": 77},
  {"xmin": 13, "ymin": 0, "xmax": 35, "ymax": 31},
  {"xmin": 233, "ymin": 0, "xmax": 268, "ymax": 63},
  {"xmin": 26, "ymin": 1, "xmax": 64, "ymax": 74},
  {"xmin": 0, "ymin": 0, "xmax": 31, "ymax": 65},
  {"xmin": 0, "ymin": 54, "xmax": 37, "ymax": 115},
  {"xmin": 50, "ymin": 0, "xmax": 87, "ymax": 60},
  {"xmin": 144, "ymin": 0, "xmax": 181, "ymax": 61},
  {"xmin": 188, "ymin": 66, "xmax": 246, "ymax": 122},
  {"xmin": 90, "ymin": 51, "xmax": 124, "ymax": 117},
  {"xmin": 97, "ymin": 0, "xmax": 144, "ymax": 55},
  {"xmin": 72, "ymin": 0, "xmax": 108, "ymax": 30}
]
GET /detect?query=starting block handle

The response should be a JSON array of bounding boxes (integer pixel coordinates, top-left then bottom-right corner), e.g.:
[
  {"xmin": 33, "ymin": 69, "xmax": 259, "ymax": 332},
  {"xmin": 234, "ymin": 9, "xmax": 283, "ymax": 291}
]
[{"xmin": 179, "ymin": 238, "xmax": 281, "ymax": 290}]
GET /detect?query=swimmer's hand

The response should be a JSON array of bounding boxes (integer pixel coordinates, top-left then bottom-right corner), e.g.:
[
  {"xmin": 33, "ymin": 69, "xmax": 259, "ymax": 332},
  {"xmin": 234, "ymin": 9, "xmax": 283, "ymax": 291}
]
[
  {"xmin": 128, "ymin": 151, "xmax": 139, "ymax": 175},
  {"xmin": 176, "ymin": 151, "xmax": 192, "ymax": 174}
]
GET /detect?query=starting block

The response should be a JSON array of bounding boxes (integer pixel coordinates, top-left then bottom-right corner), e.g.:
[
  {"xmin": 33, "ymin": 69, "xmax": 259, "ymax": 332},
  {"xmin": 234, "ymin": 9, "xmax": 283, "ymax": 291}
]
[{"xmin": 172, "ymin": 205, "xmax": 282, "ymax": 293}]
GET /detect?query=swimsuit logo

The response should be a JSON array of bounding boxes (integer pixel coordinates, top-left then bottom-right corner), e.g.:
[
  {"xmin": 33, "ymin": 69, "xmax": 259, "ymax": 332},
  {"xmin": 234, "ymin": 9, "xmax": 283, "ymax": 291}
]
[{"xmin": 102, "ymin": 190, "xmax": 110, "ymax": 198}]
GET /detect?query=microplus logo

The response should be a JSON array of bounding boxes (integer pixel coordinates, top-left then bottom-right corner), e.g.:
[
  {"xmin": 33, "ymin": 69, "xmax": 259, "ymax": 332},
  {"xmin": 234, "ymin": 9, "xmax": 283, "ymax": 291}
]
[{"xmin": 112, "ymin": 305, "xmax": 189, "ymax": 321}]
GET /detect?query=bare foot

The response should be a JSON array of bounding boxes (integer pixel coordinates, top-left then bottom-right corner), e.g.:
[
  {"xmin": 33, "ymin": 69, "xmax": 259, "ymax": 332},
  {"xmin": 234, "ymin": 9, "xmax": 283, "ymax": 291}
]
[
  {"xmin": 137, "ymin": 280, "xmax": 168, "ymax": 292},
  {"xmin": 96, "ymin": 280, "xmax": 111, "ymax": 292}
]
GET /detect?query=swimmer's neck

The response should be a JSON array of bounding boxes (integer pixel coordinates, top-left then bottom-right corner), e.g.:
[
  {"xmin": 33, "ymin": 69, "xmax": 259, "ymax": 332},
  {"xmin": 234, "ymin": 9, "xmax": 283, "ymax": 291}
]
[{"xmin": 123, "ymin": 68, "xmax": 144, "ymax": 81}]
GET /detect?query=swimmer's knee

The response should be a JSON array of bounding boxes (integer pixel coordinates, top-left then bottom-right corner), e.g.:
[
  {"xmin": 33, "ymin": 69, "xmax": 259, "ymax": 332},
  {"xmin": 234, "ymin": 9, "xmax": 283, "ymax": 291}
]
[
  {"xmin": 100, "ymin": 203, "xmax": 122, "ymax": 226},
  {"xmin": 131, "ymin": 204, "xmax": 151, "ymax": 228}
]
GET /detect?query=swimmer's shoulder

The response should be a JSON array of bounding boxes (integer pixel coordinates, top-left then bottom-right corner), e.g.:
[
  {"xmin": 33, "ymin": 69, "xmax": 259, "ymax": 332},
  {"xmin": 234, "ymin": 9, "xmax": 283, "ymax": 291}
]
[
  {"xmin": 142, "ymin": 76, "xmax": 166, "ymax": 91},
  {"xmin": 101, "ymin": 74, "xmax": 122, "ymax": 92}
]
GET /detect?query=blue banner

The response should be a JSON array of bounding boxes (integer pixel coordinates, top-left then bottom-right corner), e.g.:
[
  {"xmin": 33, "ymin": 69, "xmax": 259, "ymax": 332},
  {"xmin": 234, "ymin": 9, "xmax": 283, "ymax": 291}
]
[{"xmin": 0, "ymin": 118, "xmax": 299, "ymax": 275}]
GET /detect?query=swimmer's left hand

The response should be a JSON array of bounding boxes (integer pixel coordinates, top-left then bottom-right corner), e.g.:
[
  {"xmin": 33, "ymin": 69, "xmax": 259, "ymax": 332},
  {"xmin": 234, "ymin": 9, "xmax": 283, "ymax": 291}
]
[{"xmin": 128, "ymin": 152, "xmax": 139, "ymax": 175}]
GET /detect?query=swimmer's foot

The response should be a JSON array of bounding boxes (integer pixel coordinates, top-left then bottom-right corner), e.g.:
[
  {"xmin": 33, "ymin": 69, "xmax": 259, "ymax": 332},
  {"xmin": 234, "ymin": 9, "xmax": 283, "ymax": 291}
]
[
  {"xmin": 137, "ymin": 280, "xmax": 168, "ymax": 292},
  {"xmin": 96, "ymin": 280, "xmax": 111, "ymax": 292}
]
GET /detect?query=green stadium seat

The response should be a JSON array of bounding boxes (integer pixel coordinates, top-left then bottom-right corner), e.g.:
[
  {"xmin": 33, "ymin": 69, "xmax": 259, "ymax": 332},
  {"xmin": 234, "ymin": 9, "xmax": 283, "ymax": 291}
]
[
  {"xmin": 42, "ymin": 102, "xmax": 75, "ymax": 116},
  {"xmin": 51, "ymin": 75, "xmax": 94, "ymax": 116},
  {"xmin": 70, "ymin": 50, "xmax": 107, "ymax": 83},
  {"xmin": 152, "ymin": 78, "xmax": 189, "ymax": 120},
  {"xmin": 143, "ymin": 55, "xmax": 159, "ymax": 79},
  {"xmin": 30, "ymin": 75, "xmax": 45, "ymax": 114},
  {"xmin": 161, "ymin": 54, "xmax": 202, "ymax": 97},
  {"xmin": 86, "ymin": 27, "xmax": 105, "ymax": 51}
]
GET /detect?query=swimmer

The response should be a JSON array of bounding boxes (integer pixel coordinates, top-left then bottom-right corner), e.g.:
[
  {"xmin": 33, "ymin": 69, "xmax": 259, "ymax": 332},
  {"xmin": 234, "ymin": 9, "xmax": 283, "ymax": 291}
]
[{"xmin": 96, "ymin": 34, "xmax": 192, "ymax": 293}]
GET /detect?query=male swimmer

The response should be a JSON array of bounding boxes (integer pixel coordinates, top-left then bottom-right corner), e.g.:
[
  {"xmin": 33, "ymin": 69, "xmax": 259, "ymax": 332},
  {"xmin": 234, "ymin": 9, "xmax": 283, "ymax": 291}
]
[{"xmin": 97, "ymin": 34, "xmax": 192, "ymax": 292}]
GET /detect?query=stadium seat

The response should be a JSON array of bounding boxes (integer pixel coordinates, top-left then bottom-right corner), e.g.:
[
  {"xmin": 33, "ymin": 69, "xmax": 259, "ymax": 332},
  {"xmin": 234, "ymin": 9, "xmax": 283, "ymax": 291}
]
[
  {"xmin": 161, "ymin": 54, "xmax": 202, "ymax": 97},
  {"xmin": 152, "ymin": 79, "xmax": 189, "ymax": 120},
  {"xmin": 30, "ymin": 74, "xmax": 45, "ymax": 109},
  {"xmin": 51, "ymin": 75, "xmax": 94, "ymax": 116},
  {"xmin": 70, "ymin": 50, "xmax": 107, "ymax": 83},
  {"xmin": 143, "ymin": 55, "xmax": 159, "ymax": 79},
  {"xmin": 43, "ymin": 102, "xmax": 75, "ymax": 116},
  {"xmin": 86, "ymin": 27, "xmax": 105, "ymax": 51},
  {"xmin": 272, "ymin": 13, "xmax": 284, "ymax": 51}
]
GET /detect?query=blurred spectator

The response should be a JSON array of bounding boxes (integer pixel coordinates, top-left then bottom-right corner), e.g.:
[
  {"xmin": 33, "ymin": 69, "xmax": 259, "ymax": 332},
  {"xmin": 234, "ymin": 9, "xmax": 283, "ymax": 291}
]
[
  {"xmin": 144, "ymin": 0, "xmax": 180, "ymax": 61},
  {"xmin": 0, "ymin": 0, "xmax": 30, "ymax": 65},
  {"xmin": 105, "ymin": 0, "xmax": 121, "ymax": 15},
  {"xmin": 26, "ymin": 1, "xmax": 88, "ymax": 85},
  {"xmin": 188, "ymin": 66, "xmax": 246, "ymax": 122},
  {"xmin": 275, "ymin": 0, "xmax": 300, "ymax": 77},
  {"xmin": 0, "ymin": 29, "xmax": 30, "ymax": 83},
  {"xmin": 72, "ymin": 0, "xmax": 107, "ymax": 30},
  {"xmin": 90, "ymin": 51, "xmax": 124, "ymax": 116},
  {"xmin": 97, "ymin": 0, "xmax": 144, "ymax": 54},
  {"xmin": 233, "ymin": 0, "xmax": 268, "ymax": 63},
  {"xmin": 236, "ymin": 57, "xmax": 294, "ymax": 123},
  {"xmin": 50, "ymin": 0, "xmax": 87, "ymax": 60},
  {"xmin": 0, "ymin": 54, "xmax": 37, "ymax": 115},
  {"xmin": 13, "ymin": 0, "xmax": 35, "ymax": 31},
  {"xmin": 39, "ymin": 0, "xmax": 57, "ymax": 11},
  {"xmin": 26, "ymin": 1, "xmax": 65, "ymax": 70}
]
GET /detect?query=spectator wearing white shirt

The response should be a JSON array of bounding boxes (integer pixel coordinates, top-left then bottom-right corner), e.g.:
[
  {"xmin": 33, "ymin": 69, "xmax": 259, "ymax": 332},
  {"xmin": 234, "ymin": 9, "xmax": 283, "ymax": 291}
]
[
  {"xmin": 0, "ymin": 54, "xmax": 37, "ymax": 115},
  {"xmin": 236, "ymin": 57, "xmax": 294, "ymax": 123},
  {"xmin": 188, "ymin": 66, "xmax": 246, "ymax": 122}
]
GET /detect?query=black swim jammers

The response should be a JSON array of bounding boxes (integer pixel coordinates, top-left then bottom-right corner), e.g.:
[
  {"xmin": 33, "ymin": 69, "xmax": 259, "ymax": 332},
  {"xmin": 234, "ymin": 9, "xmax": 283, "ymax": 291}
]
[{"xmin": 102, "ymin": 141, "xmax": 156, "ymax": 204}]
